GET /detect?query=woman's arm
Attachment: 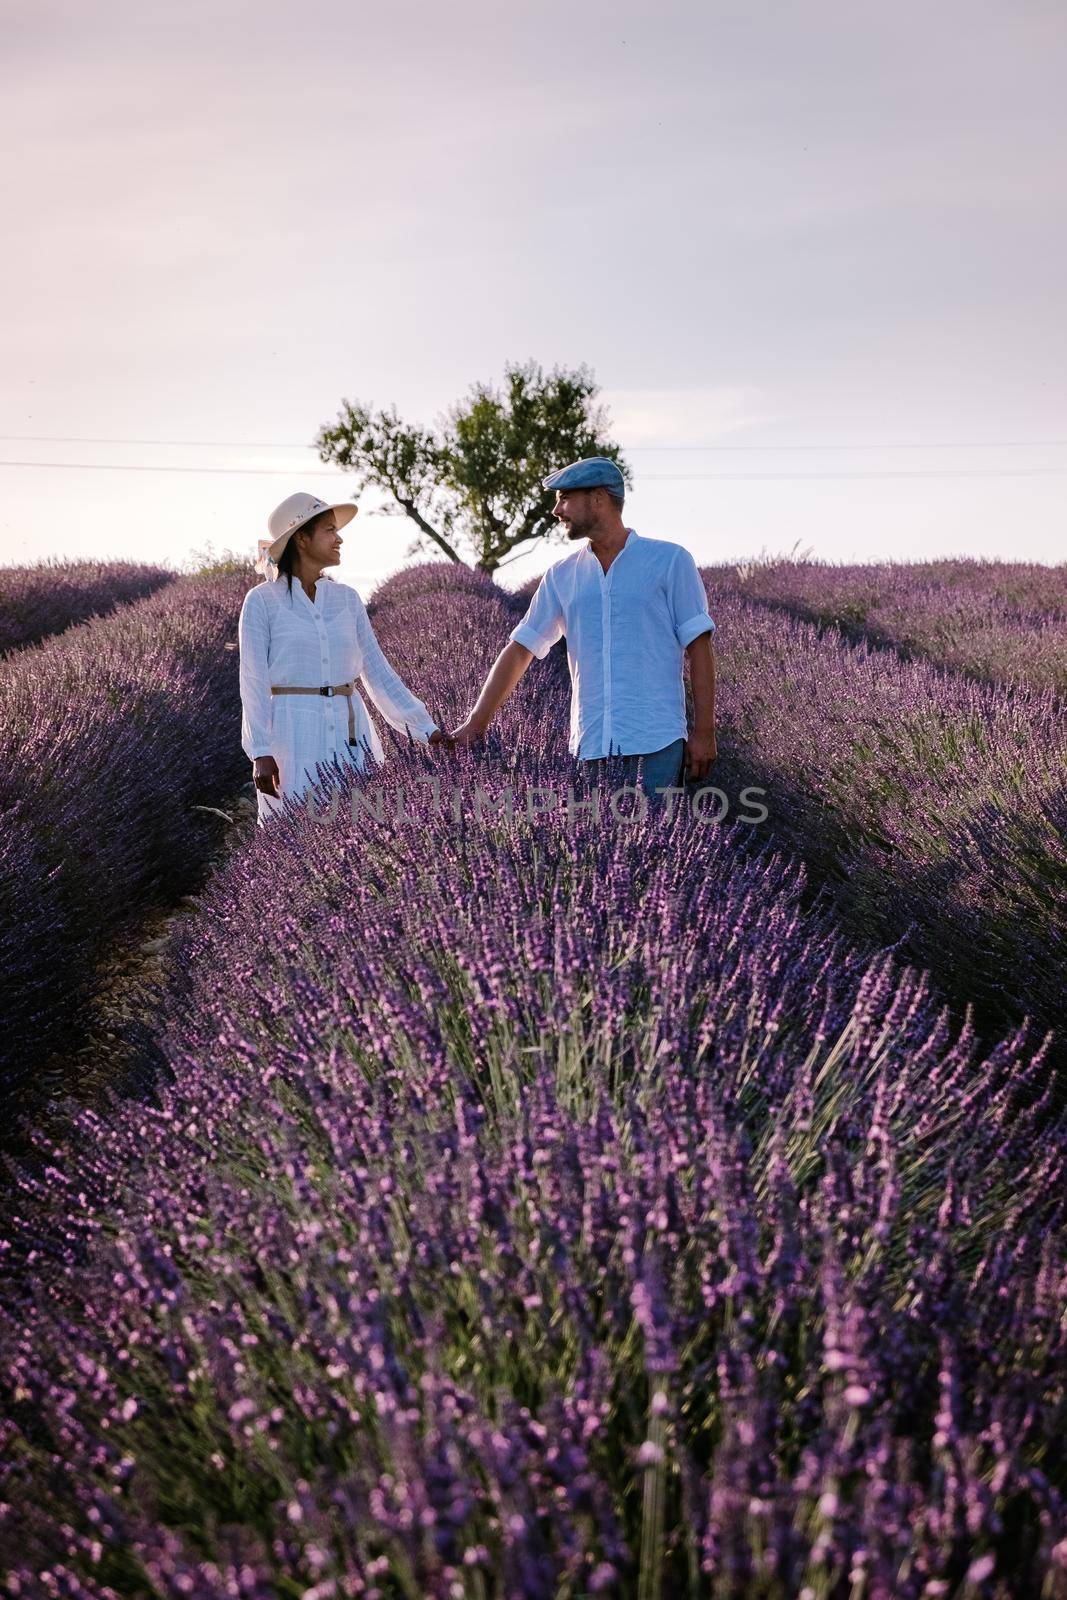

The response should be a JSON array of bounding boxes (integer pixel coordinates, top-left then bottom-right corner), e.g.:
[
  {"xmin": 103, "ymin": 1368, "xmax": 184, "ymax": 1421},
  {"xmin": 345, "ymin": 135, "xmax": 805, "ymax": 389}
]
[
  {"xmin": 238, "ymin": 589, "xmax": 274, "ymax": 758},
  {"xmin": 352, "ymin": 592, "xmax": 439, "ymax": 739}
]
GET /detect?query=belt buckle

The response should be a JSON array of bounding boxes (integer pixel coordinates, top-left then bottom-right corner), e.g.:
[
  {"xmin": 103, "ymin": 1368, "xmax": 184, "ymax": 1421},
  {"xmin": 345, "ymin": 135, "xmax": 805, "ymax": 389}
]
[{"xmin": 320, "ymin": 685, "xmax": 334, "ymax": 697}]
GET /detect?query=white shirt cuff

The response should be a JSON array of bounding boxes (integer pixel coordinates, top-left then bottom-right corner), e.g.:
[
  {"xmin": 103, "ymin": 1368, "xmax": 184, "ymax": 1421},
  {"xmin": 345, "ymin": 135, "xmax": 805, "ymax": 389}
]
[
  {"xmin": 676, "ymin": 614, "xmax": 715, "ymax": 648},
  {"xmin": 509, "ymin": 623, "xmax": 557, "ymax": 660}
]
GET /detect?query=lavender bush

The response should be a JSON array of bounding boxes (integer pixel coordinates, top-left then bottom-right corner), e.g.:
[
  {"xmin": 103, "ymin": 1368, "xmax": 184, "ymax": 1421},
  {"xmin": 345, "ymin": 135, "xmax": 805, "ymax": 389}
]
[
  {"xmin": 0, "ymin": 571, "xmax": 253, "ymax": 1112},
  {"xmin": 369, "ymin": 560, "xmax": 510, "ymax": 614},
  {"xmin": 1, "ymin": 571, "xmax": 1065, "ymax": 1597},
  {"xmin": 702, "ymin": 579, "xmax": 1067, "ymax": 1050},
  {"xmin": 0, "ymin": 559, "xmax": 173, "ymax": 659},
  {"xmin": 707, "ymin": 558, "xmax": 1067, "ymax": 695}
]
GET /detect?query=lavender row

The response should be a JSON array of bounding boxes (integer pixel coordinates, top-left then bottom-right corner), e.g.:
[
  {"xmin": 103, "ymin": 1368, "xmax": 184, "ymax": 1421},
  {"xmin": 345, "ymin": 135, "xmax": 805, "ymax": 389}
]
[
  {"xmin": 2, "ymin": 571, "xmax": 1065, "ymax": 1595},
  {"xmin": 0, "ymin": 558, "xmax": 173, "ymax": 660},
  {"xmin": 700, "ymin": 577, "xmax": 1066, "ymax": 1049},
  {"xmin": 0, "ymin": 570, "xmax": 254, "ymax": 1112},
  {"xmin": 369, "ymin": 560, "xmax": 517, "ymax": 614},
  {"xmin": 707, "ymin": 557, "xmax": 1067, "ymax": 695}
]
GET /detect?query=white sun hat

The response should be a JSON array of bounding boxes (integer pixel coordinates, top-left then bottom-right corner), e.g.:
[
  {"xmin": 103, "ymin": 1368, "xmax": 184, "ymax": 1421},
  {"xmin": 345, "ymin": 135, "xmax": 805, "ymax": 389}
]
[{"xmin": 256, "ymin": 491, "xmax": 359, "ymax": 577}]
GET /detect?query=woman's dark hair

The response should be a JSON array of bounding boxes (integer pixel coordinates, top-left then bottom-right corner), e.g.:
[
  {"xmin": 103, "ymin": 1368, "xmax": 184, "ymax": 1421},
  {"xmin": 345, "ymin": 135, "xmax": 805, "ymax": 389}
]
[
  {"xmin": 276, "ymin": 511, "xmax": 328, "ymax": 593},
  {"xmin": 276, "ymin": 535, "xmax": 299, "ymax": 594}
]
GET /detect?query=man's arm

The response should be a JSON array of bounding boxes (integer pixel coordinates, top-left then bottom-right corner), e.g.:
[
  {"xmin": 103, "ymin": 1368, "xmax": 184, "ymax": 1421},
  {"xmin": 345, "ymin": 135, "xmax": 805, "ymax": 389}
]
[
  {"xmin": 451, "ymin": 641, "xmax": 535, "ymax": 745},
  {"xmin": 684, "ymin": 631, "xmax": 717, "ymax": 781}
]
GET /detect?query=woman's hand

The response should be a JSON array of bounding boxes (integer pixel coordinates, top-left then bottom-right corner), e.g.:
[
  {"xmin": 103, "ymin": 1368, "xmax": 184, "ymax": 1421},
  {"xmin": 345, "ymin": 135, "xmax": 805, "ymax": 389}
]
[
  {"xmin": 253, "ymin": 755, "xmax": 281, "ymax": 796},
  {"xmin": 427, "ymin": 728, "xmax": 453, "ymax": 748}
]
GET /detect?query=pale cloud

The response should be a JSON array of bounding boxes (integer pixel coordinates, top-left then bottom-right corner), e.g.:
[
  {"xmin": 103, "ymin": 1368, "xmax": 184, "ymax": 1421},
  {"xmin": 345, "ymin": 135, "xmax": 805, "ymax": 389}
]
[{"xmin": 603, "ymin": 389, "xmax": 775, "ymax": 448}]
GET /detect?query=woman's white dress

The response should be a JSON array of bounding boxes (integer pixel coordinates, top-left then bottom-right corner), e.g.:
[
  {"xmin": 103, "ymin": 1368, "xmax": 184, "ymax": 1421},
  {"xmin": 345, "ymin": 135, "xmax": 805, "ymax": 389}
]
[{"xmin": 238, "ymin": 575, "xmax": 436, "ymax": 824}]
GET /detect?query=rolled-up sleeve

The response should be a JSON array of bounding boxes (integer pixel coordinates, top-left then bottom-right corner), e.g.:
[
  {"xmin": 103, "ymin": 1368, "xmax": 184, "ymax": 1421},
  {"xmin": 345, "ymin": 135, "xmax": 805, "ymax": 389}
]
[
  {"xmin": 352, "ymin": 590, "xmax": 437, "ymax": 740},
  {"xmin": 508, "ymin": 573, "xmax": 565, "ymax": 660},
  {"xmin": 238, "ymin": 587, "xmax": 275, "ymax": 760},
  {"xmin": 668, "ymin": 548, "xmax": 715, "ymax": 647}
]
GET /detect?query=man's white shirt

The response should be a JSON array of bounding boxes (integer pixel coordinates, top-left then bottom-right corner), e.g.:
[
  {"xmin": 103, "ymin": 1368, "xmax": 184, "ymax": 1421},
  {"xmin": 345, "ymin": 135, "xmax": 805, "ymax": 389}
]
[{"xmin": 508, "ymin": 530, "xmax": 715, "ymax": 759}]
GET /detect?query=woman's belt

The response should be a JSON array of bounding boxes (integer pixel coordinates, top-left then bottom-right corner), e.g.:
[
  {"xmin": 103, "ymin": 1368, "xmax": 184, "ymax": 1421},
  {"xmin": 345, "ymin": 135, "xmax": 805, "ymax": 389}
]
[{"xmin": 271, "ymin": 682, "xmax": 361, "ymax": 746}]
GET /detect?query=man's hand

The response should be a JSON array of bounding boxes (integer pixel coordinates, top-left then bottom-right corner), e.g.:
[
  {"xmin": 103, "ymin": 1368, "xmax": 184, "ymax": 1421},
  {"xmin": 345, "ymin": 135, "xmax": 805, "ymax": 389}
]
[
  {"xmin": 427, "ymin": 728, "xmax": 453, "ymax": 748},
  {"xmin": 253, "ymin": 755, "xmax": 281, "ymax": 796},
  {"xmin": 449, "ymin": 718, "xmax": 486, "ymax": 749},
  {"xmin": 684, "ymin": 729, "xmax": 717, "ymax": 783}
]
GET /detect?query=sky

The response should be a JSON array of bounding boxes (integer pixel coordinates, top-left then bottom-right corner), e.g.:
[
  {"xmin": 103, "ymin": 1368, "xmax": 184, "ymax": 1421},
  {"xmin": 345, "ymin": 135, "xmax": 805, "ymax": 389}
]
[{"xmin": 4, "ymin": 0, "xmax": 1066, "ymax": 595}]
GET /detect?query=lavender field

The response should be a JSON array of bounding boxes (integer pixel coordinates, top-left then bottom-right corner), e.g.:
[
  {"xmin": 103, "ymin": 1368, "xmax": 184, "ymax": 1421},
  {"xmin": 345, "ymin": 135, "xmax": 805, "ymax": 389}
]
[
  {"xmin": 699, "ymin": 577, "xmax": 1066, "ymax": 1050},
  {"xmin": 0, "ymin": 559, "xmax": 173, "ymax": 659},
  {"xmin": 708, "ymin": 557, "xmax": 1067, "ymax": 696},
  {"xmin": 0, "ymin": 569, "xmax": 255, "ymax": 1112},
  {"xmin": 1, "ymin": 561, "xmax": 1065, "ymax": 1598}
]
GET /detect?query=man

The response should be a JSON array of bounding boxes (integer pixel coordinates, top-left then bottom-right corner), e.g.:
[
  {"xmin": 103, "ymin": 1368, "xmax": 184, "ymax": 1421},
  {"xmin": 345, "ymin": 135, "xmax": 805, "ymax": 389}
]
[{"xmin": 450, "ymin": 457, "xmax": 716, "ymax": 798}]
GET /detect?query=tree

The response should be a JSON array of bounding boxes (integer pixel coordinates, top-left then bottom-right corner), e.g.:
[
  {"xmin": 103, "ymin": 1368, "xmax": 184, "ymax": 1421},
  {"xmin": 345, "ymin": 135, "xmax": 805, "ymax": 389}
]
[{"xmin": 314, "ymin": 360, "xmax": 630, "ymax": 575}]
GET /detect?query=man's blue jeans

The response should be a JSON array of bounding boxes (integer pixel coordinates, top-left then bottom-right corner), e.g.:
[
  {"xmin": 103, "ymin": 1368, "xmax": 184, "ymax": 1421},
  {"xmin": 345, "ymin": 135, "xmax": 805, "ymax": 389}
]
[{"xmin": 580, "ymin": 738, "xmax": 686, "ymax": 799}]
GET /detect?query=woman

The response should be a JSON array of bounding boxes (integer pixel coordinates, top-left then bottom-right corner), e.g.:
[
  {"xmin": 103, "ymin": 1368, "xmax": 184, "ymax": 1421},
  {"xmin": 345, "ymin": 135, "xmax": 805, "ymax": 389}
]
[{"xmin": 239, "ymin": 491, "xmax": 447, "ymax": 825}]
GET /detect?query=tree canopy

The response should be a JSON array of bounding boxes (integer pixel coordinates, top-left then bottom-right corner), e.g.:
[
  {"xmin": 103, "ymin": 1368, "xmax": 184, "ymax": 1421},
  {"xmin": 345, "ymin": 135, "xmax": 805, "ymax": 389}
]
[{"xmin": 314, "ymin": 360, "xmax": 630, "ymax": 574}]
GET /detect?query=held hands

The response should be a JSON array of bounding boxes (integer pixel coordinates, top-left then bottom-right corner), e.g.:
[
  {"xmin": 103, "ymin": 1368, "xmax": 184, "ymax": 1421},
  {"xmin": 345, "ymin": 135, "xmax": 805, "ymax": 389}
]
[
  {"xmin": 684, "ymin": 729, "xmax": 717, "ymax": 783},
  {"xmin": 448, "ymin": 718, "xmax": 486, "ymax": 749}
]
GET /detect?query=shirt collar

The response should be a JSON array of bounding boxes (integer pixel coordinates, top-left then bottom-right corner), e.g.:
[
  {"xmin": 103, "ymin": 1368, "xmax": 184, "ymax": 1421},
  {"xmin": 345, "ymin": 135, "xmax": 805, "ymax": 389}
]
[{"xmin": 581, "ymin": 527, "xmax": 637, "ymax": 563}]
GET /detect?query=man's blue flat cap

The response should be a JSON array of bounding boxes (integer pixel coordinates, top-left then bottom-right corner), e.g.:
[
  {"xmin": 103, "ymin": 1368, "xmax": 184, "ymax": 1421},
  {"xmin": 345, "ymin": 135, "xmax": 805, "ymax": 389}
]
[{"xmin": 542, "ymin": 456, "xmax": 625, "ymax": 496}]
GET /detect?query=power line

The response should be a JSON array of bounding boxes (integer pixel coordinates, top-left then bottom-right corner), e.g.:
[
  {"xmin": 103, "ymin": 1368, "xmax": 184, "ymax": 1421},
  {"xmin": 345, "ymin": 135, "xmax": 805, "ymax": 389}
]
[
  {"xmin": 0, "ymin": 460, "xmax": 340, "ymax": 478},
  {"xmin": 3, "ymin": 458, "xmax": 1067, "ymax": 482},
  {"xmin": 2, "ymin": 432, "xmax": 1067, "ymax": 452},
  {"xmin": 643, "ymin": 468, "xmax": 1067, "ymax": 480},
  {"xmin": 633, "ymin": 441, "xmax": 1067, "ymax": 452},
  {"xmin": 0, "ymin": 435, "xmax": 311, "ymax": 450}
]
